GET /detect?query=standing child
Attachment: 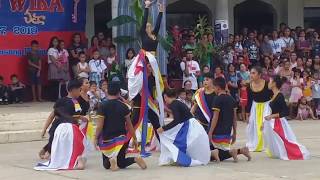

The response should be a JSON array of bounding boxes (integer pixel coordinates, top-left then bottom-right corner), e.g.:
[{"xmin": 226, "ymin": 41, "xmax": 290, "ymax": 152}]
[
  {"xmin": 289, "ymin": 69, "xmax": 303, "ymax": 118},
  {"xmin": 209, "ymin": 77, "xmax": 251, "ymax": 162},
  {"xmin": 239, "ymin": 80, "xmax": 248, "ymax": 122},
  {"xmin": 185, "ymin": 90, "xmax": 193, "ymax": 109},
  {"xmin": 89, "ymin": 50, "xmax": 107, "ymax": 85},
  {"xmin": 27, "ymin": 40, "xmax": 42, "ymax": 102},
  {"xmin": 100, "ymin": 80, "xmax": 108, "ymax": 101},
  {"xmin": 9, "ymin": 74, "xmax": 25, "ymax": 103},
  {"xmin": 106, "ymin": 45, "xmax": 118, "ymax": 70},
  {"xmin": 87, "ymin": 81, "xmax": 102, "ymax": 111},
  {"xmin": 77, "ymin": 51, "xmax": 90, "ymax": 79},
  {"xmin": 296, "ymin": 96, "xmax": 317, "ymax": 120},
  {"xmin": 311, "ymin": 73, "xmax": 320, "ymax": 116},
  {"xmin": 95, "ymin": 81, "xmax": 146, "ymax": 171},
  {"xmin": 0, "ymin": 76, "xmax": 9, "ymax": 105},
  {"xmin": 302, "ymin": 71, "xmax": 313, "ymax": 105}
]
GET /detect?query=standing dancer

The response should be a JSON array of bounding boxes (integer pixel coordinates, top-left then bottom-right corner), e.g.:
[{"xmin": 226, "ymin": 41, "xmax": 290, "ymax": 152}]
[
  {"xmin": 246, "ymin": 66, "xmax": 273, "ymax": 152},
  {"xmin": 209, "ymin": 77, "xmax": 251, "ymax": 162},
  {"xmin": 263, "ymin": 75, "xmax": 310, "ymax": 160},
  {"xmin": 95, "ymin": 81, "xmax": 147, "ymax": 171},
  {"xmin": 191, "ymin": 73, "xmax": 215, "ymax": 133},
  {"xmin": 127, "ymin": 0, "xmax": 165, "ymax": 155}
]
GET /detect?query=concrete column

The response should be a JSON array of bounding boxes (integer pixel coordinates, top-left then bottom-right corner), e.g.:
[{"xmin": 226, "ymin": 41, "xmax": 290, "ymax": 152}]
[
  {"xmin": 215, "ymin": 0, "xmax": 229, "ymax": 21},
  {"xmin": 85, "ymin": 0, "xmax": 95, "ymax": 41},
  {"xmin": 215, "ymin": 0, "xmax": 229, "ymax": 43},
  {"xmin": 288, "ymin": 0, "xmax": 304, "ymax": 28},
  {"xmin": 111, "ymin": 0, "xmax": 118, "ymax": 39}
]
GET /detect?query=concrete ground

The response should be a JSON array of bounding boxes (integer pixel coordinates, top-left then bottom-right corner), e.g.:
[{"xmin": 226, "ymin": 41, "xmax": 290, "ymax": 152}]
[{"xmin": 0, "ymin": 103, "xmax": 320, "ymax": 180}]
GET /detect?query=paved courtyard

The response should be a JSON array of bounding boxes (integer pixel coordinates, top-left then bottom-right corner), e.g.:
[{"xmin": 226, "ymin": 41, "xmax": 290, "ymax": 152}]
[{"xmin": 0, "ymin": 103, "xmax": 320, "ymax": 180}]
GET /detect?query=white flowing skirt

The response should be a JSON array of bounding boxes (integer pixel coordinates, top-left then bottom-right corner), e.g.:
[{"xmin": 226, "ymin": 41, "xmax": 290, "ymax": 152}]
[
  {"xmin": 34, "ymin": 123, "xmax": 86, "ymax": 171},
  {"xmin": 159, "ymin": 118, "xmax": 210, "ymax": 167},
  {"xmin": 246, "ymin": 101, "xmax": 271, "ymax": 152},
  {"xmin": 263, "ymin": 117, "xmax": 310, "ymax": 160}
]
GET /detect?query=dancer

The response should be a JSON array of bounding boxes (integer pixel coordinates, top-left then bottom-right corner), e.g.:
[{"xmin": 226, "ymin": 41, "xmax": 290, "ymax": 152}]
[
  {"xmin": 246, "ymin": 66, "xmax": 273, "ymax": 152},
  {"xmin": 127, "ymin": 0, "xmax": 165, "ymax": 153},
  {"xmin": 157, "ymin": 89, "xmax": 211, "ymax": 167},
  {"xmin": 35, "ymin": 80, "xmax": 86, "ymax": 170},
  {"xmin": 263, "ymin": 75, "xmax": 310, "ymax": 160},
  {"xmin": 209, "ymin": 77, "xmax": 251, "ymax": 162},
  {"xmin": 191, "ymin": 72, "xmax": 215, "ymax": 132},
  {"xmin": 95, "ymin": 81, "xmax": 147, "ymax": 171},
  {"xmin": 39, "ymin": 80, "xmax": 85, "ymax": 159}
]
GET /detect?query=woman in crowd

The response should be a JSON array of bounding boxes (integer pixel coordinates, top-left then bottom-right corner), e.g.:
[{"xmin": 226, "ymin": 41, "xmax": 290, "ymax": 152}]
[
  {"xmin": 57, "ymin": 40, "xmax": 70, "ymax": 98},
  {"xmin": 69, "ymin": 33, "xmax": 87, "ymax": 78},
  {"xmin": 297, "ymin": 30, "xmax": 312, "ymax": 58},
  {"xmin": 47, "ymin": 37, "xmax": 61, "ymax": 101},
  {"xmin": 226, "ymin": 63, "xmax": 239, "ymax": 101},
  {"xmin": 246, "ymin": 66, "xmax": 273, "ymax": 152},
  {"xmin": 263, "ymin": 75, "xmax": 310, "ymax": 160},
  {"xmin": 124, "ymin": 48, "xmax": 136, "ymax": 78},
  {"xmin": 88, "ymin": 36, "xmax": 100, "ymax": 59}
]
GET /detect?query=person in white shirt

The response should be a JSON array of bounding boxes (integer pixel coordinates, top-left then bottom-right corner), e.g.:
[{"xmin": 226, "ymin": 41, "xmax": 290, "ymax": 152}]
[
  {"xmin": 269, "ymin": 30, "xmax": 285, "ymax": 55},
  {"xmin": 89, "ymin": 50, "xmax": 107, "ymax": 85},
  {"xmin": 180, "ymin": 49, "xmax": 200, "ymax": 90},
  {"xmin": 281, "ymin": 27, "xmax": 295, "ymax": 53},
  {"xmin": 77, "ymin": 52, "xmax": 90, "ymax": 79}
]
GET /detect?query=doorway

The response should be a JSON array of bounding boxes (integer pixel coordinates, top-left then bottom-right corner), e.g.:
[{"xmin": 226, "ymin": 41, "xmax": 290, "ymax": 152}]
[
  {"xmin": 234, "ymin": 0, "xmax": 276, "ymax": 34},
  {"xmin": 94, "ymin": 0, "xmax": 112, "ymax": 38}
]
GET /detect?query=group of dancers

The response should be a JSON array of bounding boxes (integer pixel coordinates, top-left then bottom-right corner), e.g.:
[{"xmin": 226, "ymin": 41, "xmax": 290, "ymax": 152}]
[{"xmin": 34, "ymin": 0, "xmax": 310, "ymax": 171}]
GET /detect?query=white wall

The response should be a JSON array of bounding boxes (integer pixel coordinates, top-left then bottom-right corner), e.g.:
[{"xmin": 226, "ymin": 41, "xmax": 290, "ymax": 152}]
[{"xmin": 304, "ymin": 0, "xmax": 320, "ymax": 7}]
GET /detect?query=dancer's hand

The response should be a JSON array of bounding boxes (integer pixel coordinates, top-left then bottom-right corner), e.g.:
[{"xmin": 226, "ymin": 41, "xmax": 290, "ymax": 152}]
[
  {"xmin": 40, "ymin": 129, "xmax": 46, "ymax": 138},
  {"xmin": 93, "ymin": 138, "xmax": 100, "ymax": 150},
  {"xmin": 208, "ymin": 130, "xmax": 213, "ymax": 142},
  {"xmin": 231, "ymin": 133, "xmax": 236, "ymax": 145},
  {"xmin": 158, "ymin": 3, "xmax": 165, "ymax": 12},
  {"xmin": 132, "ymin": 138, "xmax": 139, "ymax": 150},
  {"xmin": 264, "ymin": 115, "xmax": 272, "ymax": 121},
  {"xmin": 157, "ymin": 127, "xmax": 164, "ymax": 134},
  {"xmin": 145, "ymin": 0, "xmax": 151, "ymax": 8}
]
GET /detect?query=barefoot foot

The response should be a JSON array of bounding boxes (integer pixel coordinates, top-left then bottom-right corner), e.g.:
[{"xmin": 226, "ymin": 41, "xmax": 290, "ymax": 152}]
[
  {"xmin": 110, "ymin": 158, "xmax": 119, "ymax": 171},
  {"xmin": 135, "ymin": 157, "xmax": 147, "ymax": 169},
  {"xmin": 211, "ymin": 149, "xmax": 220, "ymax": 163},
  {"xmin": 240, "ymin": 147, "xmax": 252, "ymax": 161},
  {"xmin": 229, "ymin": 149, "xmax": 238, "ymax": 163}
]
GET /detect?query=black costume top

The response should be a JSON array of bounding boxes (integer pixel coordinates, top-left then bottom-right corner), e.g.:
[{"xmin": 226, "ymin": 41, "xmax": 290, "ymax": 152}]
[
  {"xmin": 269, "ymin": 93, "xmax": 289, "ymax": 118},
  {"xmin": 212, "ymin": 94, "xmax": 237, "ymax": 135},
  {"xmin": 77, "ymin": 95, "xmax": 90, "ymax": 116},
  {"xmin": 141, "ymin": 8, "xmax": 163, "ymax": 51},
  {"xmin": 97, "ymin": 99, "xmax": 131, "ymax": 139},
  {"xmin": 163, "ymin": 100, "xmax": 193, "ymax": 131},
  {"xmin": 246, "ymin": 81, "xmax": 273, "ymax": 113},
  {"xmin": 195, "ymin": 91, "xmax": 215, "ymax": 126}
]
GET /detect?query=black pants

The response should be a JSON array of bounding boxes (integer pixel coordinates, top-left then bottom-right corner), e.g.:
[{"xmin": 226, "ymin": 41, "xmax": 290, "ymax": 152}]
[
  {"xmin": 10, "ymin": 89, "xmax": 24, "ymax": 103},
  {"xmin": 132, "ymin": 107, "xmax": 161, "ymax": 142},
  {"xmin": 200, "ymin": 122, "xmax": 233, "ymax": 161},
  {"xmin": 43, "ymin": 119, "xmax": 63, "ymax": 153},
  {"xmin": 102, "ymin": 142, "xmax": 135, "ymax": 169},
  {"xmin": 213, "ymin": 147, "xmax": 232, "ymax": 161}
]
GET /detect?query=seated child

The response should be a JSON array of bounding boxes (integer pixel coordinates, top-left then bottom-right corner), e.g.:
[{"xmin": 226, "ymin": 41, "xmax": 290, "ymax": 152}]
[
  {"xmin": 296, "ymin": 96, "xmax": 317, "ymax": 120},
  {"xmin": 9, "ymin": 74, "xmax": 25, "ymax": 103},
  {"xmin": 0, "ymin": 76, "xmax": 9, "ymax": 105}
]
